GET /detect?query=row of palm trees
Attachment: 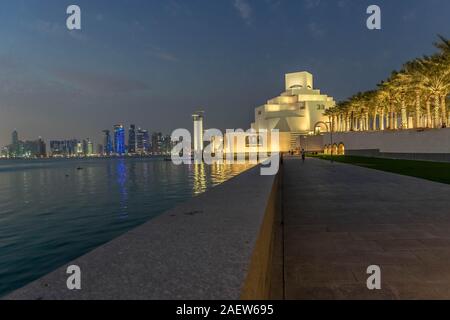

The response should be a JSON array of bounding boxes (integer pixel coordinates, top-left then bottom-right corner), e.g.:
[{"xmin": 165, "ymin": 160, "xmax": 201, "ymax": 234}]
[{"xmin": 325, "ymin": 36, "xmax": 450, "ymax": 132}]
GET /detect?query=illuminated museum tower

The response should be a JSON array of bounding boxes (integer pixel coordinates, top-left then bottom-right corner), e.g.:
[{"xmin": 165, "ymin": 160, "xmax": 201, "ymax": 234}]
[{"xmin": 251, "ymin": 71, "xmax": 336, "ymax": 152}]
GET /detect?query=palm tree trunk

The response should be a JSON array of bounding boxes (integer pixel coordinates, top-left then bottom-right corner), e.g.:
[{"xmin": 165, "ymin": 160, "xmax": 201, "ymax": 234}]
[
  {"xmin": 415, "ymin": 93, "xmax": 421, "ymax": 128},
  {"xmin": 365, "ymin": 112, "xmax": 369, "ymax": 131},
  {"xmin": 393, "ymin": 112, "xmax": 398, "ymax": 129},
  {"xmin": 441, "ymin": 94, "xmax": 448, "ymax": 128},
  {"xmin": 426, "ymin": 100, "xmax": 432, "ymax": 128},
  {"xmin": 373, "ymin": 110, "xmax": 378, "ymax": 130},
  {"xmin": 389, "ymin": 106, "xmax": 395, "ymax": 130},
  {"xmin": 380, "ymin": 108, "xmax": 385, "ymax": 130},
  {"xmin": 401, "ymin": 101, "xmax": 408, "ymax": 129},
  {"xmin": 350, "ymin": 113, "xmax": 354, "ymax": 131},
  {"xmin": 434, "ymin": 95, "xmax": 440, "ymax": 128},
  {"xmin": 388, "ymin": 107, "xmax": 392, "ymax": 129}
]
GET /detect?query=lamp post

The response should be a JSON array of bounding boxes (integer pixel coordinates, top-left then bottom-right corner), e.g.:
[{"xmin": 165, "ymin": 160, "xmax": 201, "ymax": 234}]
[
  {"xmin": 303, "ymin": 135, "xmax": 308, "ymax": 155},
  {"xmin": 326, "ymin": 118, "xmax": 334, "ymax": 163}
]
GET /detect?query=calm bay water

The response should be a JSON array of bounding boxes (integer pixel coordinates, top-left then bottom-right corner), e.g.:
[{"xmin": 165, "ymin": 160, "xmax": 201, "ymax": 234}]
[{"xmin": 0, "ymin": 158, "xmax": 252, "ymax": 297}]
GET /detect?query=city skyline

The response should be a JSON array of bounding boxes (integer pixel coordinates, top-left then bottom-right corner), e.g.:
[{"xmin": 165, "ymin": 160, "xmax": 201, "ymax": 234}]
[
  {"xmin": 2, "ymin": 124, "xmax": 173, "ymax": 158},
  {"xmin": 0, "ymin": 0, "xmax": 449, "ymax": 147}
]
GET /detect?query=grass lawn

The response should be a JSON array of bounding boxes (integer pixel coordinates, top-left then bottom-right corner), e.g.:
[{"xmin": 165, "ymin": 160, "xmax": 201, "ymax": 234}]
[{"xmin": 313, "ymin": 155, "xmax": 450, "ymax": 185}]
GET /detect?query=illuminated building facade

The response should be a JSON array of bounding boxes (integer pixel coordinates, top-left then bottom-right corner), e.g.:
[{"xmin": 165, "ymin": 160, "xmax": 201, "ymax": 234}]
[
  {"xmin": 136, "ymin": 129, "xmax": 150, "ymax": 154},
  {"xmin": 251, "ymin": 71, "xmax": 335, "ymax": 152},
  {"xmin": 192, "ymin": 112, "xmax": 204, "ymax": 161},
  {"xmin": 103, "ymin": 130, "xmax": 113, "ymax": 155},
  {"xmin": 114, "ymin": 124, "xmax": 125, "ymax": 155},
  {"xmin": 128, "ymin": 125, "xmax": 137, "ymax": 154},
  {"xmin": 50, "ymin": 140, "xmax": 78, "ymax": 157}
]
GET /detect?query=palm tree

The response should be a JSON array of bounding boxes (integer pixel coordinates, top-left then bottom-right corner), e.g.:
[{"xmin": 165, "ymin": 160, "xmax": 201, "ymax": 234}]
[
  {"xmin": 376, "ymin": 83, "xmax": 393, "ymax": 130},
  {"xmin": 335, "ymin": 100, "xmax": 351, "ymax": 132},
  {"xmin": 397, "ymin": 59, "xmax": 428, "ymax": 128},
  {"xmin": 328, "ymin": 36, "xmax": 449, "ymax": 131},
  {"xmin": 434, "ymin": 35, "xmax": 450, "ymax": 55},
  {"xmin": 417, "ymin": 55, "xmax": 450, "ymax": 128},
  {"xmin": 434, "ymin": 36, "xmax": 450, "ymax": 127},
  {"xmin": 378, "ymin": 78, "xmax": 400, "ymax": 130}
]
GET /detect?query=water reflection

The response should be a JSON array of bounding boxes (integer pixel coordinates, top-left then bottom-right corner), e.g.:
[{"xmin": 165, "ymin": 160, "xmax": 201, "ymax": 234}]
[
  {"xmin": 116, "ymin": 159, "xmax": 128, "ymax": 219},
  {"xmin": 0, "ymin": 158, "xmax": 253, "ymax": 297},
  {"xmin": 210, "ymin": 162, "xmax": 226, "ymax": 185},
  {"xmin": 192, "ymin": 163, "xmax": 207, "ymax": 195}
]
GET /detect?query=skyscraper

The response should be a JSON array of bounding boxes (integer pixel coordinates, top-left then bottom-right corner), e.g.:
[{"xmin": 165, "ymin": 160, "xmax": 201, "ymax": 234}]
[
  {"xmin": 162, "ymin": 135, "xmax": 173, "ymax": 155},
  {"xmin": 37, "ymin": 138, "xmax": 46, "ymax": 158},
  {"xmin": 151, "ymin": 132, "xmax": 163, "ymax": 155},
  {"xmin": 76, "ymin": 141, "xmax": 83, "ymax": 155},
  {"xmin": 83, "ymin": 138, "xmax": 94, "ymax": 156},
  {"xmin": 97, "ymin": 144, "xmax": 104, "ymax": 155},
  {"xmin": 82, "ymin": 139, "xmax": 89, "ymax": 155},
  {"xmin": 136, "ymin": 129, "xmax": 150, "ymax": 154},
  {"xmin": 88, "ymin": 140, "xmax": 94, "ymax": 156},
  {"xmin": 22, "ymin": 138, "xmax": 46, "ymax": 158},
  {"xmin": 50, "ymin": 140, "xmax": 77, "ymax": 157},
  {"xmin": 192, "ymin": 111, "xmax": 204, "ymax": 162},
  {"xmin": 114, "ymin": 124, "xmax": 125, "ymax": 155},
  {"xmin": 12, "ymin": 130, "xmax": 19, "ymax": 147},
  {"xmin": 128, "ymin": 124, "xmax": 137, "ymax": 154},
  {"xmin": 103, "ymin": 130, "xmax": 113, "ymax": 155},
  {"xmin": 1, "ymin": 147, "xmax": 8, "ymax": 158},
  {"xmin": 11, "ymin": 130, "xmax": 20, "ymax": 157}
]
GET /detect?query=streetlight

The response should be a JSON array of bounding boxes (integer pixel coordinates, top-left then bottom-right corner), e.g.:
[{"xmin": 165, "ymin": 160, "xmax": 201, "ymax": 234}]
[
  {"xmin": 325, "ymin": 118, "xmax": 334, "ymax": 163},
  {"xmin": 303, "ymin": 135, "xmax": 308, "ymax": 155}
]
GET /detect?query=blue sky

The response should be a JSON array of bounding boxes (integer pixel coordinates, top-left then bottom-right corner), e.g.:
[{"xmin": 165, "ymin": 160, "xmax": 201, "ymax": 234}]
[{"xmin": 0, "ymin": 0, "xmax": 449, "ymax": 146}]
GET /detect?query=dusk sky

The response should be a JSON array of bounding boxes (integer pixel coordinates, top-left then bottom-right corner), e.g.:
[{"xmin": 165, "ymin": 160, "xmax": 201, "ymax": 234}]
[{"xmin": 0, "ymin": 0, "xmax": 449, "ymax": 147}]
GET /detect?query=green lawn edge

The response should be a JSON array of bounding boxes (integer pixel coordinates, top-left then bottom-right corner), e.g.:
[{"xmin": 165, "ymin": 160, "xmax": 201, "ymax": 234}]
[{"xmin": 312, "ymin": 155, "xmax": 450, "ymax": 185}]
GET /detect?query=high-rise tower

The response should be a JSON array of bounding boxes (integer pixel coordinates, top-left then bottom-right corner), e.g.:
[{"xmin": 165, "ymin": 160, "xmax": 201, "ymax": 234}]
[
  {"xmin": 114, "ymin": 125, "xmax": 125, "ymax": 155},
  {"xmin": 103, "ymin": 130, "xmax": 113, "ymax": 155},
  {"xmin": 192, "ymin": 111, "xmax": 204, "ymax": 162},
  {"xmin": 128, "ymin": 124, "xmax": 137, "ymax": 154},
  {"xmin": 136, "ymin": 129, "xmax": 149, "ymax": 154}
]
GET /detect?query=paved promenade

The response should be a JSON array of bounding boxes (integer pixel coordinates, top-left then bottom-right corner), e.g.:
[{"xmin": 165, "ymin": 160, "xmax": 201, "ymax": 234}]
[{"xmin": 283, "ymin": 157, "xmax": 450, "ymax": 299}]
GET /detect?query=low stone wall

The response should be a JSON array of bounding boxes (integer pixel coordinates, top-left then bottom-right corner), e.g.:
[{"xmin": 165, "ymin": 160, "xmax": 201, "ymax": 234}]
[
  {"xmin": 297, "ymin": 135, "xmax": 325, "ymax": 153},
  {"xmin": 322, "ymin": 128, "xmax": 450, "ymax": 162},
  {"xmin": 4, "ymin": 164, "xmax": 281, "ymax": 300},
  {"xmin": 241, "ymin": 169, "xmax": 281, "ymax": 300}
]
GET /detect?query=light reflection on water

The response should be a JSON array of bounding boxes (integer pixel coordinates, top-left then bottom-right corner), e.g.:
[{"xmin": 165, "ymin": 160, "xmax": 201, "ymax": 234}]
[{"xmin": 0, "ymin": 158, "xmax": 253, "ymax": 297}]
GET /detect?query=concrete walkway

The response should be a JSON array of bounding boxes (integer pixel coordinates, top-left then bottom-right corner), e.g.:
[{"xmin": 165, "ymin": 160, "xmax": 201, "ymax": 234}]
[{"xmin": 283, "ymin": 157, "xmax": 450, "ymax": 299}]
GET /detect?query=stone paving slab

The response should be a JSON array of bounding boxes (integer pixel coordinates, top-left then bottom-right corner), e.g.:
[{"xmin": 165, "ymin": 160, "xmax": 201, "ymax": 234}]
[{"xmin": 283, "ymin": 158, "xmax": 450, "ymax": 300}]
